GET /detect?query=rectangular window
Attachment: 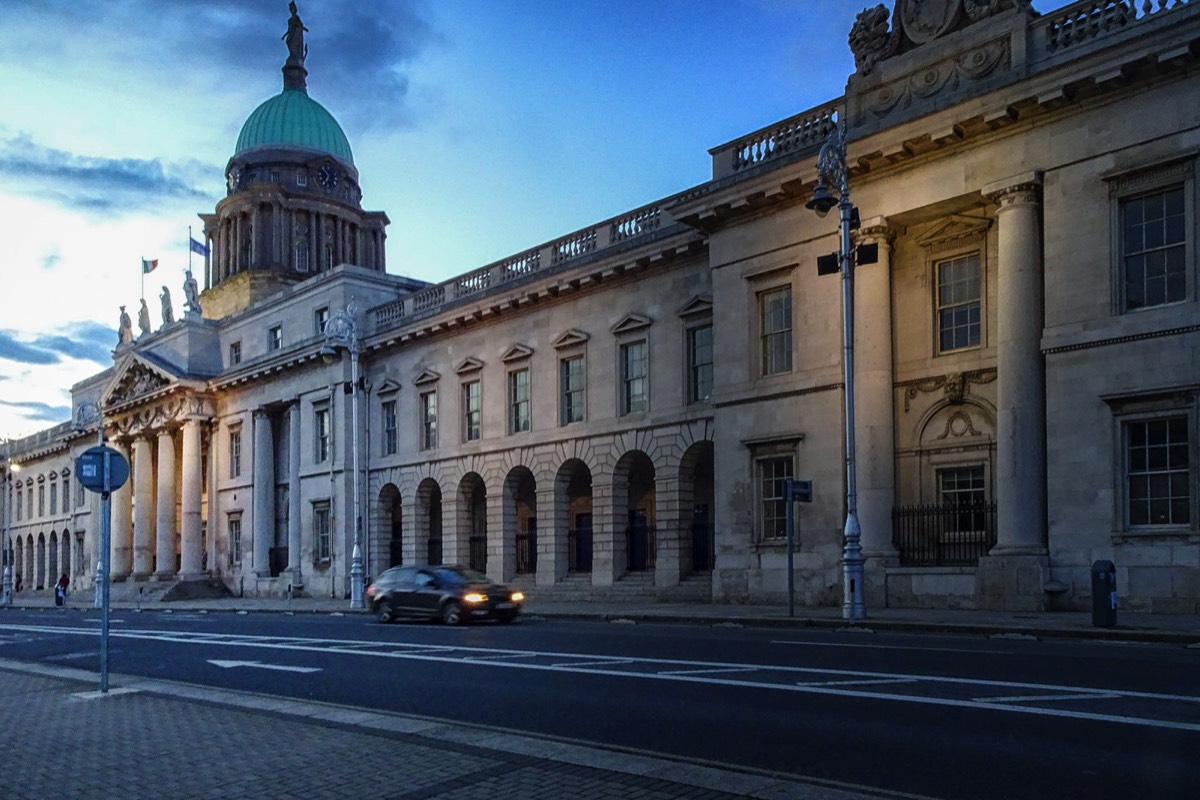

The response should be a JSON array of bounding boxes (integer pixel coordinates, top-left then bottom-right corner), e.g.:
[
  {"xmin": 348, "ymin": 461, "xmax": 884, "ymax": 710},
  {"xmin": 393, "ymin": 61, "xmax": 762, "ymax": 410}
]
[
  {"xmin": 229, "ymin": 341, "xmax": 241, "ymax": 366},
  {"xmin": 314, "ymin": 306, "xmax": 329, "ymax": 336},
  {"xmin": 760, "ymin": 287, "xmax": 792, "ymax": 376},
  {"xmin": 382, "ymin": 399, "xmax": 398, "ymax": 456},
  {"xmin": 620, "ymin": 341, "xmax": 648, "ymax": 414},
  {"xmin": 63, "ymin": 476, "xmax": 71, "ymax": 511},
  {"xmin": 268, "ymin": 325, "xmax": 283, "ymax": 351},
  {"xmin": 758, "ymin": 456, "xmax": 794, "ymax": 540},
  {"xmin": 1125, "ymin": 416, "xmax": 1190, "ymax": 527},
  {"xmin": 936, "ymin": 253, "xmax": 981, "ymax": 352},
  {"xmin": 314, "ymin": 406, "xmax": 330, "ymax": 463},
  {"xmin": 228, "ymin": 514, "xmax": 242, "ymax": 565},
  {"xmin": 297, "ymin": 173, "xmax": 308, "ymax": 188},
  {"xmin": 38, "ymin": 485, "xmax": 44, "ymax": 517},
  {"xmin": 938, "ymin": 465, "xmax": 988, "ymax": 535},
  {"xmin": 560, "ymin": 356, "xmax": 585, "ymax": 425},
  {"xmin": 420, "ymin": 391, "xmax": 438, "ymax": 450},
  {"xmin": 462, "ymin": 380, "xmax": 481, "ymax": 441},
  {"xmin": 509, "ymin": 368, "xmax": 531, "ymax": 433},
  {"xmin": 50, "ymin": 483, "xmax": 58, "ymax": 515},
  {"xmin": 688, "ymin": 324, "xmax": 713, "ymax": 403},
  {"xmin": 1122, "ymin": 187, "xmax": 1186, "ymax": 310},
  {"xmin": 314, "ymin": 501, "xmax": 331, "ymax": 561},
  {"xmin": 229, "ymin": 428, "xmax": 242, "ymax": 478},
  {"xmin": 15, "ymin": 491, "xmax": 21, "ymax": 521}
]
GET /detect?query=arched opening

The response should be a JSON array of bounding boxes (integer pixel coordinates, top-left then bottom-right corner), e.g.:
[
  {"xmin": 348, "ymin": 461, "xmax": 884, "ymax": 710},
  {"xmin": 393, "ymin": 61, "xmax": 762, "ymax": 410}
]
[
  {"xmin": 49, "ymin": 532, "xmax": 59, "ymax": 587},
  {"xmin": 615, "ymin": 450, "xmax": 656, "ymax": 573},
  {"xmin": 416, "ymin": 478, "xmax": 442, "ymax": 565},
  {"xmin": 36, "ymin": 533, "xmax": 46, "ymax": 590},
  {"xmin": 680, "ymin": 441, "xmax": 715, "ymax": 574},
  {"xmin": 379, "ymin": 483, "xmax": 403, "ymax": 568},
  {"xmin": 504, "ymin": 466, "xmax": 537, "ymax": 579},
  {"xmin": 60, "ymin": 529, "xmax": 72, "ymax": 584},
  {"xmin": 13, "ymin": 537, "xmax": 24, "ymax": 591},
  {"xmin": 458, "ymin": 473, "xmax": 487, "ymax": 573},
  {"xmin": 556, "ymin": 460, "xmax": 593, "ymax": 574}
]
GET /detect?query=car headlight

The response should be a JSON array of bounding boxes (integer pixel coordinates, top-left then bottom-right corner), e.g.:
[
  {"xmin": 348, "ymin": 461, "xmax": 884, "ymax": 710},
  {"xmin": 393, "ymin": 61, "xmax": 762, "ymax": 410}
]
[
  {"xmin": 463, "ymin": 593, "xmax": 487, "ymax": 604},
  {"xmin": 510, "ymin": 592, "xmax": 524, "ymax": 603}
]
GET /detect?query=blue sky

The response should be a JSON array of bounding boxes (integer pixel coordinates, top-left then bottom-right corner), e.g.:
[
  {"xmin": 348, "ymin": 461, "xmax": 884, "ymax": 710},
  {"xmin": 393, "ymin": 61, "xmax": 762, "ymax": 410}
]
[{"xmin": 0, "ymin": 0, "xmax": 1072, "ymax": 439}]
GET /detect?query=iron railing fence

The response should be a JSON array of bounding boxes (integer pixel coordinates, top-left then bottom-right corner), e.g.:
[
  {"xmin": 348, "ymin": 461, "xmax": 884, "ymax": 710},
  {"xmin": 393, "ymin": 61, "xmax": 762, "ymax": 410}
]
[
  {"xmin": 567, "ymin": 528, "xmax": 593, "ymax": 573},
  {"xmin": 691, "ymin": 522, "xmax": 715, "ymax": 571},
  {"xmin": 891, "ymin": 501, "xmax": 997, "ymax": 567},
  {"xmin": 468, "ymin": 534, "xmax": 487, "ymax": 573},
  {"xmin": 626, "ymin": 524, "xmax": 657, "ymax": 572},
  {"xmin": 515, "ymin": 530, "xmax": 536, "ymax": 574}
]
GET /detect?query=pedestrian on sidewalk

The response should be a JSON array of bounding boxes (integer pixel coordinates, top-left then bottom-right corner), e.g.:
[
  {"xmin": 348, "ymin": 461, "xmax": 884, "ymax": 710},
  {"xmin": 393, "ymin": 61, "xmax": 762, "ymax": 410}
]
[
  {"xmin": 14, "ymin": 574, "xmax": 21, "ymax": 593},
  {"xmin": 55, "ymin": 573, "xmax": 68, "ymax": 606}
]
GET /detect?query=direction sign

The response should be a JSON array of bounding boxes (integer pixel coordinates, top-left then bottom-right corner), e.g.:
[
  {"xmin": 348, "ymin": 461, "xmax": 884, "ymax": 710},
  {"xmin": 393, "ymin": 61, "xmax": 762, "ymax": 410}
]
[{"xmin": 75, "ymin": 445, "xmax": 129, "ymax": 494}]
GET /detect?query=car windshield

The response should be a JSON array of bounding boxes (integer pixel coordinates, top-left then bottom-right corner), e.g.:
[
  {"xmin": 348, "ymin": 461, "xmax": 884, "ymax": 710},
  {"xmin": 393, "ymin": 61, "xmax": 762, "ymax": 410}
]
[{"xmin": 435, "ymin": 567, "xmax": 490, "ymax": 585}]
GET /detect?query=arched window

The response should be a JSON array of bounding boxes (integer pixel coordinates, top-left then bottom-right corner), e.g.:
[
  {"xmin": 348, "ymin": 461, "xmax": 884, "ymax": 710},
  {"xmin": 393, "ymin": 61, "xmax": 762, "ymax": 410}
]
[{"xmin": 295, "ymin": 241, "xmax": 309, "ymax": 273}]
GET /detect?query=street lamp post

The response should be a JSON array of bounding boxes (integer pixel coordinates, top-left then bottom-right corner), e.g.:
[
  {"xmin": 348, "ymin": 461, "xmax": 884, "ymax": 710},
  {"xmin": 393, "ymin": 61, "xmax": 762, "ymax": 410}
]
[
  {"xmin": 806, "ymin": 119, "xmax": 866, "ymax": 621},
  {"xmin": 322, "ymin": 302, "xmax": 364, "ymax": 609},
  {"xmin": 2, "ymin": 456, "xmax": 17, "ymax": 606}
]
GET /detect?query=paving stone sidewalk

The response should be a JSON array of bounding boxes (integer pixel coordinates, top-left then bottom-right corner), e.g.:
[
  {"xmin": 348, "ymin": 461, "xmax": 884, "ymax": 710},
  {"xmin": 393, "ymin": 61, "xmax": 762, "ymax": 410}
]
[{"xmin": 0, "ymin": 662, "xmax": 918, "ymax": 800}]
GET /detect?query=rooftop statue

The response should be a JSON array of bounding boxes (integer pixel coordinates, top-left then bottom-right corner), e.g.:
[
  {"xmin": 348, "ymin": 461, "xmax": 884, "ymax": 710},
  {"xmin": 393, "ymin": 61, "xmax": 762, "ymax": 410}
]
[
  {"xmin": 138, "ymin": 299, "xmax": 151, "ymax": 336},
  {"xmin": 161, "ymin": 286, "xmax": 175, "ymax": 326},
  {"xmin": 117, "ymin": 305, "xmax": 133, "ymax": 345},
  {"xmin": 183, "ymin": 270, "xmax": 202, "ymax": 316},
  {"xmin": 283, "ymin": 1, "xmax": 308, "ymax": 65}
]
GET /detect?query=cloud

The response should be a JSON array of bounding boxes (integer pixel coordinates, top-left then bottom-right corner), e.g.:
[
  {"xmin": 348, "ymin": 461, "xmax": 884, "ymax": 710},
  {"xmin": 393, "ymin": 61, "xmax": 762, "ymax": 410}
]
[
  {"xmin": 0, "ymin": 133, "xmax": 214, "ymax": 214},
  {"xmin": 0, "ymin": 0, "xmax": 439, "ymax": 132},
  {"xmin": 0, "ymin": 323, "xmax": 113, "ymax": 368},
  {"xmin": 0, "ymin": 398, "xmax": 71, "ymax": 429}
]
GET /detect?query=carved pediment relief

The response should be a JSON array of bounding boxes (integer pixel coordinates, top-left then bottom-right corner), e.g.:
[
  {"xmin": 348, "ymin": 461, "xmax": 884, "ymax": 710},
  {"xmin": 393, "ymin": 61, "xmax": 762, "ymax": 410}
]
[
  {"xmin": 376, "ymin": 378, "xmax": 403, "ymax": 396},
  {"xmin": 454, "ymin": 357, "xmax": 484, "ymax": 375},
  {"xmin": 610, "ymin": 313, "xmax": 652, "ymax": 335},
  {"xmin": 677, "ymin": 295, "xmax": 713, "ymax": 318},
  {"xmin": 414, "ymin": 368, "xmax": 440, "ymax": 386},
  {"xmin": 916, "ymin": 215, "xmax": 992, "ymax": 248},
  {"xmin": 102, "ymin": 356, "xmax": 178, "ymax": 410},
  {"xmin": 554, "ymin": 329, "xmax": 590, "ymax": 349},
  {"xmin": 501, "ymin": 344, "xmax": 534, "ymax": 363}
]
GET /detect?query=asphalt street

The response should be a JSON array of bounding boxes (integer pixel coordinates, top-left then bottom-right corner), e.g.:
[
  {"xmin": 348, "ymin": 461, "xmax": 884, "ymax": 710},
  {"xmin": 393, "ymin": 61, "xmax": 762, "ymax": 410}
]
[{"xmin": 2, "ymin": 609, "xmax": 1198, "ymax": 799}]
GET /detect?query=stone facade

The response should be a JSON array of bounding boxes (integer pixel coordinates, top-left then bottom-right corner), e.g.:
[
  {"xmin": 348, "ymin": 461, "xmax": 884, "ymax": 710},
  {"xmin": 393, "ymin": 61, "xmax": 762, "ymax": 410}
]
[{"xmin": 3, "ymin": 1, "xmax": 1198, "ymax": 614}]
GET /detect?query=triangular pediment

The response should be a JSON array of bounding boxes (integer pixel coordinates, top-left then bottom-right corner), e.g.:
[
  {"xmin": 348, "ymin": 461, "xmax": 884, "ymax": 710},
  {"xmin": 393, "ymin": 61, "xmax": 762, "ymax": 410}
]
[
  {"xmin": 553, "ymin": 329, "xmax": 590, "ymax": 349},
  {"xmin": 101, "ymin": 353, "xmax": 180, "ymax": 409},
  {"xmin": 501, "ymin": 344, "xmax": 534, "ymax": 363},
  {"xmin": 677, "ymin": 295, "xmax": 713, "ymax": 318},
  {"xmin": 454, "ymin": 357, "xmax": 484, "ymax": 375},
  {"xmin": 414, "ymin": 369, "xmax": 440, "ymax": 386},
  {"xmin": 376, "ymin": 378, "xmax": 402, "ymax": 396},
  {"xmin": 610, "ymin": 313, "xmax": 653, "ymax": 335},
  {"xmin": 916, "ymin": 215, "xmax": 992, "ymax": 248}
]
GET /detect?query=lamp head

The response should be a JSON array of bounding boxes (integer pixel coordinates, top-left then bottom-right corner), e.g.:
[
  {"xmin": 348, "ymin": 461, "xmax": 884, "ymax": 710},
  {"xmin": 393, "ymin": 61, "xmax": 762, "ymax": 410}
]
[
  {"xmin": 806, "ymin": 182, "xmax": 836, "ymax": 218},
  {"xmin": 320, "ymin": 343, "xmax": 340, "ymax": 364}
]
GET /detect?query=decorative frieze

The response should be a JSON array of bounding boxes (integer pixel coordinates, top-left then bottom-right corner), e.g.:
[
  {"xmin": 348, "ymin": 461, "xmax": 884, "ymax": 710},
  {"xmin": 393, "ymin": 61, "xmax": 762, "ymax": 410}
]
[{"xmin": 901, "ymin": 369, "xmax": 997, "ymax": 411}]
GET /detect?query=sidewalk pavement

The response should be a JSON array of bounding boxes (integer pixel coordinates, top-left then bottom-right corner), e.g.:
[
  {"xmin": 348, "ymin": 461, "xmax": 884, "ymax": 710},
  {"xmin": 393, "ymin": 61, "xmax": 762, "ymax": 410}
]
[{"xmin": 5, "ymin": 588, "xmax": 1200, "ymax": 645}]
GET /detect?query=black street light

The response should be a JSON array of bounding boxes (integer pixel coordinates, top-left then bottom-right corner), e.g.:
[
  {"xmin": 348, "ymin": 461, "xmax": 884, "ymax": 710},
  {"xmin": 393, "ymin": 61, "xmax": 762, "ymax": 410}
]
[
  {"xmin": 807, "ymin": 119, "xmax": 866, "ymax": 621},
  {"xmin": 322, "ymin": 302, "xmax": 365, "ymax": 609}
]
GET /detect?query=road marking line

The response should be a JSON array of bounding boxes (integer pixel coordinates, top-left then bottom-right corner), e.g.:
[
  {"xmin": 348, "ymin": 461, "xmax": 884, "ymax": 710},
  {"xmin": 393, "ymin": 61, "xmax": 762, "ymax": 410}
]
[
  {"xmin": 462, "ymin": 653, "xmax": 542, "ymax": 661},
  {"xmin": 658, "ymin": 667, "xmax": 762, "ymax": 676},
  {"xmin": 207, "ymin": 659, "xmax": 321, "ymax": 673},
  {"xmin": 797, "ymin": 678, "xmax": 921, "ymax": 687},
  {"xmin": 552, "ymin": 659, "xmax": 636, "ymax": 668},
  {"xmin": 972, "ymin": 692, "xmax": 1122, "ymax": 704},
  {"xmin": 772, "ymin": 640, "xmax": 1004, "ymax": 654}
]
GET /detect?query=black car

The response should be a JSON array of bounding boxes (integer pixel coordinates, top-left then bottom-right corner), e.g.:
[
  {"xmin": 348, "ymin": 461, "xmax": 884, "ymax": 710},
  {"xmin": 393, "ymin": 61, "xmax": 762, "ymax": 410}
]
[{"xmin": 367, "ymin": 564, "xmax": 525, "ymax": 625}]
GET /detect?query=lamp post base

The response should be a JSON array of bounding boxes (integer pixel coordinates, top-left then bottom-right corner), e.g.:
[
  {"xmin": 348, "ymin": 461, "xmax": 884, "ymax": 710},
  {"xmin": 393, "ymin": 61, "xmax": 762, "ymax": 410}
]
[{"xmin": 349, "ymin": 541, "xmax": 364, "ymax": 609}]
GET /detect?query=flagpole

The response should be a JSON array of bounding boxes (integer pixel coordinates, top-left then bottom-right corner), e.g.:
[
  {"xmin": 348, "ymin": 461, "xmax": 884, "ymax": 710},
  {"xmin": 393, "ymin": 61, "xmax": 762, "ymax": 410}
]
[{"xmin": 188, "ymin": 226, "xmax": 193, "ymax": 275}]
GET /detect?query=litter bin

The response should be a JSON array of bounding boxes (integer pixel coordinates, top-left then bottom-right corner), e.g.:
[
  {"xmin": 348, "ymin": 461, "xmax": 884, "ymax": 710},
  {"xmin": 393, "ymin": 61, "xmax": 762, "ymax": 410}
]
[
  {"xmin": 54, "ymin": 585, "xmax": 66, "ymax": 607},
  {"xmin": 1090, "ymin": 559, "xmax": 1117, "ymax": 628}
]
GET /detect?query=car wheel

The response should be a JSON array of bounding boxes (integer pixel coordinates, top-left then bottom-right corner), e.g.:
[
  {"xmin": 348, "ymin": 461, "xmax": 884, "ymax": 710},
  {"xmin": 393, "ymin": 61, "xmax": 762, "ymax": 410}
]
[
  {"xmin": 376, "ymin": 600, "xmax": 394, "ymax": 624},
  {"xmin": 442, "ymin": 602, "xmax": 463, "ymax": 626}
]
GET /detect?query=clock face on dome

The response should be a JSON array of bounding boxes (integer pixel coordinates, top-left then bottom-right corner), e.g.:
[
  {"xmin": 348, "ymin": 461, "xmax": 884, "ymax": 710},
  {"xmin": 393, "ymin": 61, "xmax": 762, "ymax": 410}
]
[
  {"xmin": 316, "ymin": 163, "xmax": 339, "ymax": 189},
  {"xmin": 227, "ymin": 167, "xmax": 241, "ymax": 191}
]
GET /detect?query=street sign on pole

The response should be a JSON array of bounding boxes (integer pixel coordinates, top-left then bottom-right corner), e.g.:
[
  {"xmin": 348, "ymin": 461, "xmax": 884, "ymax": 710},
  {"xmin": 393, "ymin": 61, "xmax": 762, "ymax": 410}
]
[
  {"xmin": 74, "ymin": 444, "xmax": 128, "ymax": 694},
  {"xmin": 783, "ymin": 479, "xmax": 814, "ymax": 618}
]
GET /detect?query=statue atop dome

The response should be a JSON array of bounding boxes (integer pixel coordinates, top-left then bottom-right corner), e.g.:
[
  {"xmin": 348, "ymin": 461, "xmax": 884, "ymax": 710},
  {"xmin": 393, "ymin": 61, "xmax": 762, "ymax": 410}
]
[{"xmin": 283, "ymin": 2, "xmax": 308, "ymax": 66}]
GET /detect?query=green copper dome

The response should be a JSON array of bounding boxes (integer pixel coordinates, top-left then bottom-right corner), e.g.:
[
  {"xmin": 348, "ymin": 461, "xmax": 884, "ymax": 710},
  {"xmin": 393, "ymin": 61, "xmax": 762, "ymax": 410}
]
[{"xmin": 235, "ymin": 88, "xmax": 354, "ymax": 165}]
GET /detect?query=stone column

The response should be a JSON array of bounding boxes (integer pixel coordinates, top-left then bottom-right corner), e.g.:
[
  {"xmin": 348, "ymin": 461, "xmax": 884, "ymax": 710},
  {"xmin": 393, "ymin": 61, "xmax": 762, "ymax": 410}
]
[
  {"xmin": 535, "ymin": 482, "xmax": 562, "ymax": 586},
  {"xmin": 487, "ymin": 488, "xmax": 509, "ymax": 580},
  {"xmin": 206, "ymin": 420, "xmax": 220, "ymax": 574},
  {"xmin": 179, "ymin": 419, "xmax": 203, "ymax": 577},
  {"xmin": 252, "ymin": 409, "xmax": 275, "ymax": 578},
  {"xmin": 155, "ymin": 428, "xmax": 177, "ymax": 579},
  {"xmin": 131, "ymin": 435, "xmax": 154, "ymax": 578},
  {"xmin": 854, "ymin": 219, "xmax": 899, "ymax": 607},
  {"xmin": 287, "ymin": 402, "xmax": 303, "ymax": 586},
  {"xmin": 110, "ymin": 442, "xmax": 133, "ymax": 578},
  {"xmin": 978, "ymin": 172, "xmax": 1049, "ymax": 610},
  {"xmin": 590, "ymin": 475, "xmax": 619, "ymax": 588},
  {"xmin": 654, "ymin": 475, "xmax": 682, "ymax": 588}
]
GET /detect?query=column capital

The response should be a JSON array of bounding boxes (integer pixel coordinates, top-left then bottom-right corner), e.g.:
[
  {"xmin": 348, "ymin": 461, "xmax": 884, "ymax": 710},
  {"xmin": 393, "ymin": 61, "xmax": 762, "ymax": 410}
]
[
  {"xmin": 853, "ymin": 215, "xmax": 898, "ymax": 248},
  {"xmin": 983, "ymin": 171, "xmax": 1043, "ymax": 208}
]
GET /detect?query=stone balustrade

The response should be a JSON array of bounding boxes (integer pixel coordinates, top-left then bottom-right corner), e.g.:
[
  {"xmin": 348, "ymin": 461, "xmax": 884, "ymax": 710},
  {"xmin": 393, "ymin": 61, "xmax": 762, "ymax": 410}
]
[
  {"xmin": 370, "ymin": 193, "xmax": 692, "ymax": 334},
  {"xmin": 1040, "ymin": 0, "xmax": 1192, "ymax": 54},
  {"xmin": 709, "ymin": 100, "xmax": 840, "ymax": 179}
]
